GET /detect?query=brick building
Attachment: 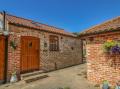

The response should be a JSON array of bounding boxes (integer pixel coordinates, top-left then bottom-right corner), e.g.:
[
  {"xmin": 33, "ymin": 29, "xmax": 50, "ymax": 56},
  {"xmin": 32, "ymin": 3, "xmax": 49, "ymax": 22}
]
[
  {"xmin": 0, "ymin": 12, "xmax": 83, "ymax": 83},
  {"xmin": 80, "ymin": 17, "xmax": 120, "ymax": 85}
]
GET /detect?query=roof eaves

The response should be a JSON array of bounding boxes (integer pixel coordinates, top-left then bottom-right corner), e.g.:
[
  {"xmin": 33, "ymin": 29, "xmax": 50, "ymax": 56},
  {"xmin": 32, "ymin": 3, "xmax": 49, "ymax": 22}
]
[
  {"xmin": 80, "ymin": 16, "xmax": 120, "ymax": 35},
  {"xmin": 8, "ymin": 22, "xmax": 77, "ymax": 38},
  {"xmin": 79, "ymin": 27, "xmax": 120, "ymax": 37}
]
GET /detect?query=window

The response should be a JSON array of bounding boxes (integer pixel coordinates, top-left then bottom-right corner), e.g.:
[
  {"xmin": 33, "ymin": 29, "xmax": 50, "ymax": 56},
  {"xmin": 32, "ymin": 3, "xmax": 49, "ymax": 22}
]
[{"xmin": 49, "ymin": 35, "xmax": 59, "ymax": 51}]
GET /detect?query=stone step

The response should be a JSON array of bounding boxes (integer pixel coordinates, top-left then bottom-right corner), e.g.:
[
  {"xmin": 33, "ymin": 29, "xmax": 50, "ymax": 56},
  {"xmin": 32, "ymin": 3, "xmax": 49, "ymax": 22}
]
[
  {"xmin": 21, "ymin": 70, "xmax": 44, "ymax": 79},
  {"xmin": 24, "ymin": 74, "xmax": 49, "ymax": 83}
]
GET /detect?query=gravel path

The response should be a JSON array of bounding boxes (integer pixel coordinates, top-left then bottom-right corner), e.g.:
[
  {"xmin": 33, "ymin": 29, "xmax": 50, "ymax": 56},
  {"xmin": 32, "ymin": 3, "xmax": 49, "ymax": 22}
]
[{"xmin": 0, "ymin": 63, "xmax": 99, "ymax": 89}]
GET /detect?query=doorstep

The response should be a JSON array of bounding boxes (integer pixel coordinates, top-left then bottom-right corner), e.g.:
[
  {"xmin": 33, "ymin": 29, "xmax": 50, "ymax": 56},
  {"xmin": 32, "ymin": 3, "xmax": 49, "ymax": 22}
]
[
  {"xmin": 20, "ymin": 70, "xmax": 49, "ymax": 83},
  {"xmin": 21, "ymin": 70, "xmax": 44, "ymax": 79}
]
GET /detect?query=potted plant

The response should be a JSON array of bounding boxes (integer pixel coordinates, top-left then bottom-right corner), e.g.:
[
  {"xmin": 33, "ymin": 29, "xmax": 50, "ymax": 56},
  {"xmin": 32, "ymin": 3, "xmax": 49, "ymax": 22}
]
[
  {"xmin": 10, "ymin": 71, "xmax": 18, "ymax": 83},
  {"xmin": 115, "ymin": 80, "xmax": 120, "ymax": 89},
  {"xmin": 100, "ymin": 80, "xmax": 110, "ymax": 89}
]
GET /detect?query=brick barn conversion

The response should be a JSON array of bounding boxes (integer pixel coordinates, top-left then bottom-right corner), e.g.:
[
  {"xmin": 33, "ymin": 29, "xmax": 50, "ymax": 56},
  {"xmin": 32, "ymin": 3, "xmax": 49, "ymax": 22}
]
[
  {"xmin": 0, "ymin": 11, "xmax": 119, "ymax": 86},
  {"xmin": 79, "ymin": 17, "xmax": 120, "ymax": 85},
  {"xmin": 0, "ymin": 12, "xmax": 83, "ymax": 83}
]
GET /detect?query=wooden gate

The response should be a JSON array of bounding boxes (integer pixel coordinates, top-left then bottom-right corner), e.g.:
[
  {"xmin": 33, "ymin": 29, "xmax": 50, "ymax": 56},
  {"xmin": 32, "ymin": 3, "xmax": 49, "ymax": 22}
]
[
  {"xmin": 21, "ymin": 36, "xmax": 40, "ymax": 73},
  {"xmin": 0, "ymin": 36, "xmax": 5, "ymax": 81}
]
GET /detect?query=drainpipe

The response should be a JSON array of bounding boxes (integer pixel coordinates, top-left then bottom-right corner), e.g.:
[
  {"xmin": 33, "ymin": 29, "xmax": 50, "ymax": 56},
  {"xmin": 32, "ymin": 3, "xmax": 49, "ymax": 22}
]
[
  {"xmin": 3, "ymin": 11, "xmax": 9, "ymax": 84},
  {"xmin": 81, "ymin": 39, "xmax": 84, "ymax": 63}
]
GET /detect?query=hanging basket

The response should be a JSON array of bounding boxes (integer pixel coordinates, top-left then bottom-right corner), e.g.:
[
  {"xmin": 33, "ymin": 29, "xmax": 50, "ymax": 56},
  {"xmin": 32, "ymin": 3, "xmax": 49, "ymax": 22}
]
[
  {"xmin": 103, "ymin": 40, "xmax": 120, "ymax": 55},
  {"xmin": 10, "ymin": 40, "xmax": 17, "ymax": 50}
]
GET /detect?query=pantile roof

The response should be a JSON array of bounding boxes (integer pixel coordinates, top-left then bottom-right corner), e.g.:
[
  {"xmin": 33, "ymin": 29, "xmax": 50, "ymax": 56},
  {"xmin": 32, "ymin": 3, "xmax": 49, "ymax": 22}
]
[
  {"xmin": 2, "ymin": 13, "xmax": 76, "ymax": 37},
  {"xmin": 79, "ymin": 16, "xmax": 120, "ymax": 36}
]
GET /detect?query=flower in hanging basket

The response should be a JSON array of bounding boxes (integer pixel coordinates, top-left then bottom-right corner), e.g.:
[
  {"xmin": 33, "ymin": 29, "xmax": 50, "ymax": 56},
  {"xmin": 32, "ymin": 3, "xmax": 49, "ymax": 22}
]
[
  {"xmin": 111, "ymin": 45, "xmax": 120, "ymax": 54},
  {"xmin": 103, "ymin": 40, "xmax": 116, "ymax": 53},
  {"xmin": 107, "ymin": 39, "xmax": 113, "ymax": 42},
  {"xmin": 103, "ymin": 40, "xmax": 120, "ymax": 54}
]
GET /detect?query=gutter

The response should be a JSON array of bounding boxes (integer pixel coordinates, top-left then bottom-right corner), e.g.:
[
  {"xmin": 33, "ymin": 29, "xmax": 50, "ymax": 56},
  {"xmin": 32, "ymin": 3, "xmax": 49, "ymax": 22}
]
[{"xmin": 79, "ymin": 27, "xmax": 120, "ymax": 37}]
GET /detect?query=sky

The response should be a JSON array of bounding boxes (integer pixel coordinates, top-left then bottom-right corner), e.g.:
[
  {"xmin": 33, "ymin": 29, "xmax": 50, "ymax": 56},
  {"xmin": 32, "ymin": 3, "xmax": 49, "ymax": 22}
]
[{"xmin": 0, "ymin": 0, "xmax": 120, "ymax": 32}]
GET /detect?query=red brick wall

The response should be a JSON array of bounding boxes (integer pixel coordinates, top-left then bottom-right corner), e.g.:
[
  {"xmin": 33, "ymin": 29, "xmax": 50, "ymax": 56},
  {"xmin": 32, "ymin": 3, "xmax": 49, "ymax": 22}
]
[
  {"xmin": 8, "ymin": 34, "xmax": 21, "ymax": 80},
  {"xmin": 7, "ymin": 24, "xmax": 82, "ymax": 80},
  {"xmin": 85, "ymin": 32, "xmax": 120, "ymax": 85}
]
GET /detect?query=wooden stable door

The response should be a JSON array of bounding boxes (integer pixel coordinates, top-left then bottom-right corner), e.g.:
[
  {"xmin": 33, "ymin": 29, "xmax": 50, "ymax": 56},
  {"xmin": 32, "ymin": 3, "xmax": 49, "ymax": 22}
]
[
  {"xmin": 0, "ymin": 36, "xmax": 5, "ymax": 80},
  {"xmin": 21, "ymin": 36, "xmax": 40, "ymax": 73}
]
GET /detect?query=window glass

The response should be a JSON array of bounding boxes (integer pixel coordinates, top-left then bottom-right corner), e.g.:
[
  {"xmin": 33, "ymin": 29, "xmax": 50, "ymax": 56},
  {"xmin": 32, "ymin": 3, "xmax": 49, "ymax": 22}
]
[{"xmin": 49, "ymin": 35, "xmax": 59, "ymax": 51}]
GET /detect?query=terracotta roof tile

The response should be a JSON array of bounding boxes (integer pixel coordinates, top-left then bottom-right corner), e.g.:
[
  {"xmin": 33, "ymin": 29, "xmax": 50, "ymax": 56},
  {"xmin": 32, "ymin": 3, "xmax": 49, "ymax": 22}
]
[
  {"xmin": 80, "ymin": 16, "xmax": 120, "ymax": 36},
  {"xmin": 4, "ymin": 14, "xmax": 76, "ymax": 37}
]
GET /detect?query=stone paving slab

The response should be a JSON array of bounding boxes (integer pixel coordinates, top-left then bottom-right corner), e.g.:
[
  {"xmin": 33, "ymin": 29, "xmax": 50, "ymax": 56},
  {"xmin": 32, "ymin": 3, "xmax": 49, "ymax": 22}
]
[{"xmin": 0, "ymin": 64, "xmax": 99, "ymax": 89}]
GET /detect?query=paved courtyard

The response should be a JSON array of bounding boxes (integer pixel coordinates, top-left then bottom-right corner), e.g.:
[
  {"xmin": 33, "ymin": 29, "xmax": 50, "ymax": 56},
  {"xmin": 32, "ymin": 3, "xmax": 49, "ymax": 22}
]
[{"xmin": 0, "ymin": 63, "xmax": 99, "ymax": 89}]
